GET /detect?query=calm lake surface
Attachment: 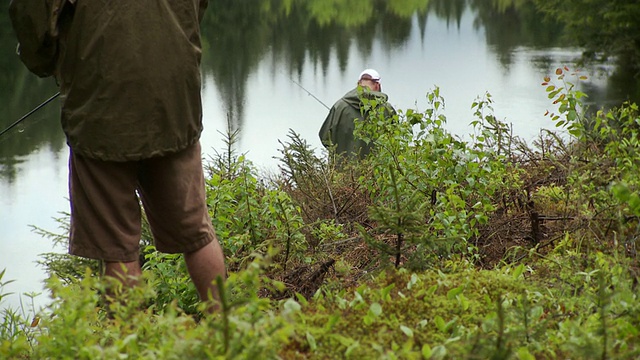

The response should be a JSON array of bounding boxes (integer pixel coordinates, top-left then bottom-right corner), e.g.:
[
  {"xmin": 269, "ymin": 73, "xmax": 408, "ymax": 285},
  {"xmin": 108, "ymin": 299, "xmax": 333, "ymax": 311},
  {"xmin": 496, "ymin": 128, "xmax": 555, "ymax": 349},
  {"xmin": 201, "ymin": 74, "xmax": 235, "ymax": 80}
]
[{"xmin": 1, "ymin": 0, "xmax": 638, "ymax": 312}]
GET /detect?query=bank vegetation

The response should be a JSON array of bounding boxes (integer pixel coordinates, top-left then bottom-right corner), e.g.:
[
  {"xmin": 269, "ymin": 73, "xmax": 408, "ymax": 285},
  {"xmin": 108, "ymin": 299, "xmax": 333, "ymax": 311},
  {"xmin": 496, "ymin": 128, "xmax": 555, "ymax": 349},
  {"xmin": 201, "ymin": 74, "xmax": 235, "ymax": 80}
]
[{"xmin": 2, "ymin": 68, "xmax": 640, "ymax": 359}]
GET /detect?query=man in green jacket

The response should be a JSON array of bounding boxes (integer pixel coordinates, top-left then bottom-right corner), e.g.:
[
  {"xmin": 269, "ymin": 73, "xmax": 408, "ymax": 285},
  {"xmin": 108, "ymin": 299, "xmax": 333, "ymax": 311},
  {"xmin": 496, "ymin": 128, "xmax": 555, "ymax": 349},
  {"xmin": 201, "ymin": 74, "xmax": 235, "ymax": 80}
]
[
  {"xmin": 10, "ymin": 0, "xmax": 226, "ymax": 310},
  {"xmin": 319, "ymin": 69, "xmax": 395, "ymax": 160}
]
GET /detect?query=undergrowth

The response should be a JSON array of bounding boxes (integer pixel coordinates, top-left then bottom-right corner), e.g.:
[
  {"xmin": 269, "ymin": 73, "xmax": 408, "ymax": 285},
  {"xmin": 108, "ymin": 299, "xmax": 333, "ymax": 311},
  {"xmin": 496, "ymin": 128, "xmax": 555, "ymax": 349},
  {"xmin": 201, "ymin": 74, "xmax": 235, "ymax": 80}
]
[{"xmin": 2, "ymin": 67, "xmax": 640, "ymax": 359}]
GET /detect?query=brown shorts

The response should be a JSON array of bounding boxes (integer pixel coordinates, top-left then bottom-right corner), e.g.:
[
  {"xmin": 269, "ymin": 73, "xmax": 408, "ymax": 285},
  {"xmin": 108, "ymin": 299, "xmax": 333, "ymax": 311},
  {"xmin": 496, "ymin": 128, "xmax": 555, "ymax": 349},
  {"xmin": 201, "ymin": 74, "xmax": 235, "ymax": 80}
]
[{"xmin": 68, "ymin": 142, "xmax": 215, "ymax": 262}]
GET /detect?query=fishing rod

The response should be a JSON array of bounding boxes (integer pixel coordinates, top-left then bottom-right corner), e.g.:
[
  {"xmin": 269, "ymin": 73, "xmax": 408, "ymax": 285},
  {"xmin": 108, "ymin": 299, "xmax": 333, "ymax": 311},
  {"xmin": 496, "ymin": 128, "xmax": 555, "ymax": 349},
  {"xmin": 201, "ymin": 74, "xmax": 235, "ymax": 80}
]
[
  {"xmin": 0, "ymin": 92, "xmax": 60, "ymax": 138},
  {"xmin": 289, "ymin": 77, "xmax": 330, "ymax": 110}
]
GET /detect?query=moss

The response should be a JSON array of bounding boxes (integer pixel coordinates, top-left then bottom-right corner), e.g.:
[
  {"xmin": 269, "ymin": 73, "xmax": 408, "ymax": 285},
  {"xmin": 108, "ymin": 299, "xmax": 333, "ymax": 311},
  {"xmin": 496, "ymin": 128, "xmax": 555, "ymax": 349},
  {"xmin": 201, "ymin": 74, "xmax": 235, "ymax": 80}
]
[{"xmin": 284, "ymin": 267, "xmax": 536, "ymax": 359}]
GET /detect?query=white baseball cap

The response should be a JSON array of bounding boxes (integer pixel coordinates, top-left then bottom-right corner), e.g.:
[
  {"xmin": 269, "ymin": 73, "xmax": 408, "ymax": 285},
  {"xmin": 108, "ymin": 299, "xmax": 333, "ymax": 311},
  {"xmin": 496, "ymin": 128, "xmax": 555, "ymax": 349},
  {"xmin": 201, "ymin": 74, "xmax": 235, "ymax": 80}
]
[{"xmin": 359, "ymin": 68, "xmax": 381, "ymax": 82}]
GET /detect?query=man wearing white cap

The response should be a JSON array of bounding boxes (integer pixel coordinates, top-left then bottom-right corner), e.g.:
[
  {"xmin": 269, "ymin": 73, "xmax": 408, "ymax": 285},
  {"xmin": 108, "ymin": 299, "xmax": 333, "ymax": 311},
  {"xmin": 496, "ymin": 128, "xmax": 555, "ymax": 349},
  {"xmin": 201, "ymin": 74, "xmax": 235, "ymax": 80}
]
[{"xmin": 319, "ymin": 68, "xmax": 395, "ymax": 160}]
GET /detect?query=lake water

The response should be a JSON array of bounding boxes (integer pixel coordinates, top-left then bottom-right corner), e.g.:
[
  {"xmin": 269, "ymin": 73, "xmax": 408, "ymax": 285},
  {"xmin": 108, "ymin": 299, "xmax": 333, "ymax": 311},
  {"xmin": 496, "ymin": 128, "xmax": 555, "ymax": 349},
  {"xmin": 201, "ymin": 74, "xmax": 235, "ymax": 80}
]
[{"xmin": 1, "ymin": 0, "xmax": 637, "ymax": 313}]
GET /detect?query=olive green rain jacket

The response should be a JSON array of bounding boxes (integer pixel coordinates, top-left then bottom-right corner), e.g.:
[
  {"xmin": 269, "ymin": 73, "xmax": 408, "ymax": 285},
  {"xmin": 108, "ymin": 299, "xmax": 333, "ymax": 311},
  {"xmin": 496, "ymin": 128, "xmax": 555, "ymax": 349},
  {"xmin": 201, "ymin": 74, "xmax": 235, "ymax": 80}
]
[
  {"xmin": 9, "ymin": 0, "xmax": 68, "ymax": 77},
  {"xmin": 11, "ymin": 0, "xmax": 209, "ymax": 161},
  {"xmin": 319, "ymin": 87, "xmax": 394, "ymax": 159}
]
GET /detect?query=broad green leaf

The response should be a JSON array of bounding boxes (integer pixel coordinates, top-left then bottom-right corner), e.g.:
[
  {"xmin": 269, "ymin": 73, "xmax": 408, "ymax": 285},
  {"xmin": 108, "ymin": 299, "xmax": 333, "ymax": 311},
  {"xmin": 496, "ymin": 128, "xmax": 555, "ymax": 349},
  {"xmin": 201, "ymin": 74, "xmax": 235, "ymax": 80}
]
[
  {"xmin": 283, "ymin": 298, "xmax": 301, "ymax": 313},
  {"xmin": 369, "ymin": 302, "xmax": 382, "ymax": 317},
  {"xmin": 407, "ymin": 273, "xmax": 419, "ymax": 289},
  {"xmin": 400, "ymin": 325, "xmax": 414, "ymax": 337},
  {"xmin": 516, "ymin": 347, "xmax": 535, "ymax": 360},
  {"xmin": 427, "ymin": 284, "xmax": 438, "ymax": 296},
  {"xmin": 435, "ymin": 316, "xmax": 446, "ymax": 332},
  {"xmin": 512, "ymin": 264, "xmax": 525, "ymax": 280},
  {"xmin": 422, "ymin": 344, "xmax": 432, "ymax": 358},
  {"xmin": 306, "ymin": 332, "xmax": 317, "ymax": 351},
  {"xmin": 447, "ymin": 286, "xmax": 463, "ymax": 300}
]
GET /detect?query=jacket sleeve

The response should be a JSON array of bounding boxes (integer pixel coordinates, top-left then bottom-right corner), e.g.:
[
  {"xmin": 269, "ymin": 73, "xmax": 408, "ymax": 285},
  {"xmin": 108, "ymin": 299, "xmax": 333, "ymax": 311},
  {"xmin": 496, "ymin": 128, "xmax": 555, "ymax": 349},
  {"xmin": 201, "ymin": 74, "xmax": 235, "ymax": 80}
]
[
  {"xmin": 319, "ymin": 106, "xmax": 337, "ymax": 149},
  {"xmin": 9, "ymin": 0, "xmax": 68, "ymax": 78}
]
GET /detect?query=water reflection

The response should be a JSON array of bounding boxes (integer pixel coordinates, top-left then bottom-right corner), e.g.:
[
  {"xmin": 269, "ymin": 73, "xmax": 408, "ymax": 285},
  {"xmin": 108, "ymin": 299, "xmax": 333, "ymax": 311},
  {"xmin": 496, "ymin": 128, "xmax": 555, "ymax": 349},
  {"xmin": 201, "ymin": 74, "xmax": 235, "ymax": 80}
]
[
  {"xmin": 204, "ymin": 0, "xmax": 634, "ymax": 138},
  {"xmin": 2, "ymin": 0, "xmax": 638, "ymax": 180}
]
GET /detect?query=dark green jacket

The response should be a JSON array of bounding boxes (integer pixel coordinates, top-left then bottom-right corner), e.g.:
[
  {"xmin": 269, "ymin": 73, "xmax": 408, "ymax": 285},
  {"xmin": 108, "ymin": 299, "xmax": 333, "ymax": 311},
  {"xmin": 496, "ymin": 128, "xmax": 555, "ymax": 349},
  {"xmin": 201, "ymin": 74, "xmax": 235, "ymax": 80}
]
[
  {"xmin": 9, "ymin": 0, "xmax": 68, "ymax": 77},
  {"xmin": 54, "ymin": 0, "xmax": 208, "ymax": 161},
  {"xmin": 10, "ymin": 0, "xmax": 209, "ymax": 161},
  {"xmin": 319, "ymin": 87, "xmax": 393, "ymax": 159}
]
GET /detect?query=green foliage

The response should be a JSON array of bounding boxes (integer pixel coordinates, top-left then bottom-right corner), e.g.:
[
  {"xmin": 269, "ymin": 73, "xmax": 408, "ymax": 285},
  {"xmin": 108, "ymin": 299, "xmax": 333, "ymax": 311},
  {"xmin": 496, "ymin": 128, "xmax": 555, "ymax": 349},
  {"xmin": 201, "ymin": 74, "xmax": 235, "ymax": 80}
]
[
  {"xmin": 8, "ymin": 70, "xmax": 640, "ymax": 359},
  {"xmin": 141, "ymin": 247, "xmax": 200, "ymax": 315},
  {"xmin": 5, "ymin": 248, "xmax": 640, "ymax": 359},
  {"xmin": 355, "ymin": 87, "xmax": 513, "ymax": 269},
  {"xmin": 205, "ymin": 129, "xmax": 307, "ymax": 271},
  {"xmin": 594, "ymin": 101, "xmax": 640, "ymax": 216},
  {"xmin": 3, "ymin": 259, "xmax": 295, "ymax": 359},
  {"xmin": 0, "ymin": 270, "xmax": 41, "ymax": 357},
  {"xmin": 34, "ymin": 210, "xmax": 157, "ymax": 286},
  {"xmin": 542, "ymin": 67, "xmax": 640, "ymax": 248},
  {"xmin": 541, "ymin": 66, "xmax": 589, "ymax": 137},
  {"xmin": 32, "ymin": 213, "xmax": 101, "ymax": 285},
  {"xmin": 277, "ymin": 249, "xmax": 640, "ymax": 359}
]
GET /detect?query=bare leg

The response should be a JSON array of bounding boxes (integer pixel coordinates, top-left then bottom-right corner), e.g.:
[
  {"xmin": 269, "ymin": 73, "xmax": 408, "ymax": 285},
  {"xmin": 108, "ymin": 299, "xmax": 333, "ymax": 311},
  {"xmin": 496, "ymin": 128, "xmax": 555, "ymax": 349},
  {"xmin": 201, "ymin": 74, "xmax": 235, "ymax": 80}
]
[
  {"xmin": 104, "ymin": 261, "xmax": 142, "ymax": 288},
  {"xmin": 184, "ymin": 238, "xmax": 226, "ymax": 311}
]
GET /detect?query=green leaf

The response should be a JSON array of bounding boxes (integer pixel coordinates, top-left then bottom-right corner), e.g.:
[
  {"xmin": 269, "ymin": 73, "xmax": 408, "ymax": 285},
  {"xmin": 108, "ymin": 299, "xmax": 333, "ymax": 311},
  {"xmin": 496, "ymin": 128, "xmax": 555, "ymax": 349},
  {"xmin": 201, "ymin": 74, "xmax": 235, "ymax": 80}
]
[
  {"xmin": 459, "ymin": 294, "xmax": 470, "ymax": 311},
  {"xmin": 407, "ymin": 273, "xmax": 419, "ymax": 289},
  {"xmin": 345, "ymin": 341, "xmax": 360, "ymax": 357},
  {"xmin": 283, "ymin": 298, "xmax": 301, "ymax": 313},
  {"xmin": 381, "ymin": 283, "xmax": 395, "ymax": 301},
  {"xmin": 512, "ymin": 264, "xmax": 525, "ymax": 280},
  {"xmin": 306, "ymin": 332, "xmax": 317, "ymax": 351},
  {"xmin": 363, "ymin": 314, "xmax": 374, "ymax": 326},
  {"xmin": 325, "ymin": 314, "xmax": 340, "ymax": 331},
  {"xmin": 447, "ymin": 286, "xmax": 463, "ymax": 300},
  {"xmin": 422, "ymin": 344, "xmax": 432, "ymax": 358},
  {"xmin": 427, "ymin": 284, "xmax": 438, "ymax": 296},
  {"xmin": 369, "ymin": 302, "xmax": 383, "ymax": 317},
  {"xmin": 435, "ymin": 316, "xmax": 446, "ymax": 332},
  {"xmin": 400, "ymin": 325, "xmax": 414, "ymax": 337},
  {"xmin": 516, "ymin": 347, "xmax": 535, "ymax": 360}
]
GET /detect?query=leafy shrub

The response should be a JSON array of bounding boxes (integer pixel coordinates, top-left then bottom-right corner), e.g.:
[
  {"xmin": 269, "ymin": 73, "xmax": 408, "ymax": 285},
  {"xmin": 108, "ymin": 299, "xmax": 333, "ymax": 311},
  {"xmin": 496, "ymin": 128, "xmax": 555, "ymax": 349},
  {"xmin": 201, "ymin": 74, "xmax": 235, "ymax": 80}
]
[
  {"xmin": 544, "ymin": 67, "xmax": 640, "ymax": 253},
  {"xmin": 353, "ymin": 87, "xmax": 516, "ymax": 270},
  {"xmin": 205, "ymin": 133, "xmax": 308, "ymax": 271},
  {"xmin": 6, "ymin": 70, "xmax": 640, "ymax": 359}
]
